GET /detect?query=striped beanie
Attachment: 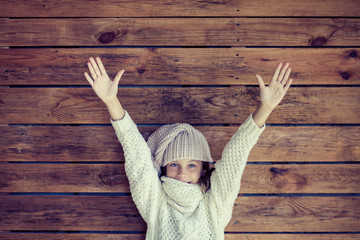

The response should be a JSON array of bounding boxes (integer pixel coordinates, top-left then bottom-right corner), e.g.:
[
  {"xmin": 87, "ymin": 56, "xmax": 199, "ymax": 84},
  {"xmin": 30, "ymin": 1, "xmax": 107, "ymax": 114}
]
[{"xmin": 147, "ymin": 123, "xmax": 213, "ymax": 175}]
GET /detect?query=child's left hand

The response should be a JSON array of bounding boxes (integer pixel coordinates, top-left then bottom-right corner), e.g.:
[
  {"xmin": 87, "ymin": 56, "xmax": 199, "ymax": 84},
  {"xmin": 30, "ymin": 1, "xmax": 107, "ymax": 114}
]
[{"xmin": 256, "ymin": 62, "xmax": 293, "ymax": 111}]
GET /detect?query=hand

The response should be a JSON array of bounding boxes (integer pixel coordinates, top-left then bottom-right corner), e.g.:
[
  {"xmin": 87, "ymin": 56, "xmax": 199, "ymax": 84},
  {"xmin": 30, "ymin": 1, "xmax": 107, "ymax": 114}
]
[
  {"xmin": 256, "ymin": 62, "xmax": 293, "ymax": 111},
  {"xmin": 84, "ymin": 57, "xmax": 125, "ymax": 104}
]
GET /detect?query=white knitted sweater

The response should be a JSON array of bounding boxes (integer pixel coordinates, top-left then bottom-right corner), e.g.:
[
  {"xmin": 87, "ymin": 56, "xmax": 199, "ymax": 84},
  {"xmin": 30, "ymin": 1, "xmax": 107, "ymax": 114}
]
[{"xmin": 111, "ymin": 111, "xmax": 265, "ymax": 240}]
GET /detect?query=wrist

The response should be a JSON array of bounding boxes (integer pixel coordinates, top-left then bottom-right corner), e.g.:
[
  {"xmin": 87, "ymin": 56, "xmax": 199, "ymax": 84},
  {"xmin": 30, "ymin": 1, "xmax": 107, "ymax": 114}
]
[
  {"xmin": 252, "ymin": 103, "xmax": 274, "ymax": 128},
  {"xmin": 257, "ymin": 103, "xmax": 274, "ymax": 115},
  {"xmin": 104, "ymin": 96, "xmax": 119, "ymax": 107},
  {"xmin": 104, "ymin": 97, "xmax": 125, "ymax": 121}
]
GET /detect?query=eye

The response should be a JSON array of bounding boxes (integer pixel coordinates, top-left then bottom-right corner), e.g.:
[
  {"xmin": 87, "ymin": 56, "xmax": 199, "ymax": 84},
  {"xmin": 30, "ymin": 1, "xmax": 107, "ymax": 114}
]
[
  {"xmin": 170, "ymin": 163, "xmax": 178, "ymax": 167},
  {"xmin": 188, "ymin": 164, "xmax": 197, "ymax": 168}
]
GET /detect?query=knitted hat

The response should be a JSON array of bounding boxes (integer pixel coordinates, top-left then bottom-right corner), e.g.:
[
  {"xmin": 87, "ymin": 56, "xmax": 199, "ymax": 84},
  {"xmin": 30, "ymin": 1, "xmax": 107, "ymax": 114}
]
[{"xmin": 147, "ymin": 123, "xmax": 213, "ymax": 175}]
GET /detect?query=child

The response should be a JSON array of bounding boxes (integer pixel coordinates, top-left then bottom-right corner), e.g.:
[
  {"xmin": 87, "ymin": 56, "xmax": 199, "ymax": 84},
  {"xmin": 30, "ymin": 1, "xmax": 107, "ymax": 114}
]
[{"xmin": 84, "ymin": 57, "xmax": 292, "ymax": 240}]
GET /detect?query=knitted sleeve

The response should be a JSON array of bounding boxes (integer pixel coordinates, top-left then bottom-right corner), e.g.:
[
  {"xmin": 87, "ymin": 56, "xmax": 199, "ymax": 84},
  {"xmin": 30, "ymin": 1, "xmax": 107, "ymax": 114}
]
[
  {"xmin": 110, "ymin": 111, "xmax": 162, "ymax": 223},
  {"xmin": 207, "ymin": 114, "xmax": 265, "ymax": 228}
]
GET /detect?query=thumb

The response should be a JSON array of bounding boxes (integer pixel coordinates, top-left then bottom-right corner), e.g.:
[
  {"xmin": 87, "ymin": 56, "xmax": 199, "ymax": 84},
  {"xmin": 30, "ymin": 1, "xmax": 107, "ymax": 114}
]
[
  {"xmin": 114, "ymin": 70, "xmax": 125, "ymax": 86},
  {"xmin": 256, "ymin": 74, "xmax": 265, "ymax": 89}
]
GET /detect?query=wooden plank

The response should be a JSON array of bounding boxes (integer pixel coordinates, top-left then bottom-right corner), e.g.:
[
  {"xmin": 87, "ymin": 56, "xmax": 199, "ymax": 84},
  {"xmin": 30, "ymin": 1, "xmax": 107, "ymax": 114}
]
[
  {"xmin": 243, "ymin": 164, "xmax": 360, "ymax": 194},
  {"xmin": 0, "ymin": 195, "xmax": 146, "ymax": 231},
  {"xmin": 0, "ymin": 164, "xmax": 359, "ymax": 193},
  {"xmin": 0, "ymin": 196, "xmax": 358, "ymax": 232},
  {"xmin": 0, "ymin": 87, "xmax": 359, "ymax": 124},
  {"xmin": 0, "ymin": 234, "xmax": 145, "ymax": 240},
  {"xmin": 0, "ymin": 233, "xmax": 359, "ymax": 240},
  {"xmin": 1, "ymin": 18, "xmax": 359, "ymax": 47},
  {"xmin": 230, "ymin": 196, "xmax": 360, "ymax": 232},
  {"xmin": 1, "ymin": 125, "xmax": 358, "ymax": 163},
  {"xmin": 1, "ymin": 0, "xmax": 359, "ymax": 17},
  {"xmin": 1, "ymin": 125, "xmax": 359, "ymax": 162},
  {"xmin": 1, "ymin": 48, "xmax": 359, "ymax": 86},
  {"xmin": 0, "ymin": 125, "xmax": 126, "ymax": 162},
  {"xmin": 225, "ymin": 235, "xmax": 360, "ymax": 240}
]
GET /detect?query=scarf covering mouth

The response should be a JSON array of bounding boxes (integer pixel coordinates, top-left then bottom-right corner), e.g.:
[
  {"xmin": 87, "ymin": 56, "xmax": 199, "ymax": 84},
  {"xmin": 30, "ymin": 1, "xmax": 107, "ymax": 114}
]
[{"xmin": 161, "ymin": 176, "xmax": 204, "ymax": 214}]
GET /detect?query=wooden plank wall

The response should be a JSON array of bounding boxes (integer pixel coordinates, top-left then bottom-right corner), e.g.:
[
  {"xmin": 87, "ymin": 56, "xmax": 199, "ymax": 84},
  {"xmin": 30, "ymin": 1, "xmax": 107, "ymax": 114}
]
[{"xmin": 0, "ymin": 0, "xmax": 360, "ymax": 239}]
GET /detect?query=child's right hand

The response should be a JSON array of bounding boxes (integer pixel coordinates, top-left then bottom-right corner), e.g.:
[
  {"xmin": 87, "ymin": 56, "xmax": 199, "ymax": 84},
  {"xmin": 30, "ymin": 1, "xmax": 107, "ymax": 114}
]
[{"xmin": 84, "ymin": 57, "xmax": 125, "ymax": 105}]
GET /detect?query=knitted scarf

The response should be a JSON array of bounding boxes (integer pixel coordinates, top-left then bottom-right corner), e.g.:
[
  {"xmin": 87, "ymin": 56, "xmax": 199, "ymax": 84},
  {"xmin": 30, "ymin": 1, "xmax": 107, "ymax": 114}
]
[
  {"xmin": 161, "ymin": 176, "xmax": 205, "ymax": 239},
  {"xmin": 161, "ymin": 176, "xmax": 203, "ymax": 214}
]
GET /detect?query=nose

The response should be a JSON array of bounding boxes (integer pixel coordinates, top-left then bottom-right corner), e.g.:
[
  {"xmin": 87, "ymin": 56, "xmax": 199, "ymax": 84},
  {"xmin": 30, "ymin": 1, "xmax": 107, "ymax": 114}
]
[{"xmin": 177, "ymin": 168, "xmax": 188, "ymax": 182}]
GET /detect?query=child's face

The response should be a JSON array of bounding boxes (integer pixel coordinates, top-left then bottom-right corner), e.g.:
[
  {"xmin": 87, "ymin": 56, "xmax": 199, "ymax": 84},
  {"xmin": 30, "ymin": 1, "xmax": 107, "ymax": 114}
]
[{"xmin": 165, "ymin": 159, "xmax": 203, "ymax": 184}]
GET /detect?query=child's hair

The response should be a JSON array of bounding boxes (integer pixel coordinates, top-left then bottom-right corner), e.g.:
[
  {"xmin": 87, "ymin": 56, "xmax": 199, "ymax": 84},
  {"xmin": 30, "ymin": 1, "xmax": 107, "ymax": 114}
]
[{"xmin": 160, "ymin": 162, "xmax": 215, "ymax": 193}]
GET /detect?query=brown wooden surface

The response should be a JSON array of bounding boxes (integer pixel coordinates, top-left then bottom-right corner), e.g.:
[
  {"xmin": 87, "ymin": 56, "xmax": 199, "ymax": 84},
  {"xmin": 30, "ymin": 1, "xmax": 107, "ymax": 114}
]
[
  {"xmin": 1, "ymin": 0, "xmax": 359, "ymax": 238},
  {"xmin": 1, "ymin": 48, "xmax": 359, "ymax": 86},
  {"xmin": 0, "ymin": 234, "xmax": 145, "ymax": 240},
  {"xmin": 0, "ymin": 195, "xmax": 358, "ymax": 232},
  {"xmin": 1, "ymin": 0, "xmax": 359, "ymax": 17},
  {"xmin": 1, "ymin": 18, "xmax": 359, "ymax": 47},
  {"xmin": 0, "ymin": 233, "xmax": 359, "ymax": 240},
  {"xmin": 0, "ymin": 164, "xmax": 358, "ymax": 194},
  {"xmin": 225, "ymin": 235, "xmax": 360, "ymax": 240},
  {"xmin": 1, "ymin": 87, "xmax": 359, "ymax": 124},
  {"xmin": 1, "ymin": 125, "xmax": 358, "ymax": 162}
]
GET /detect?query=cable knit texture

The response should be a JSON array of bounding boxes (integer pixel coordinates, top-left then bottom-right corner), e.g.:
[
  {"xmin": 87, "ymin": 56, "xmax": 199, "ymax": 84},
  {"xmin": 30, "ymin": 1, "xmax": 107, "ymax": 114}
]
[{"xmin": 111, "ymin": 111, "xmax": 265, "ymax": 240}]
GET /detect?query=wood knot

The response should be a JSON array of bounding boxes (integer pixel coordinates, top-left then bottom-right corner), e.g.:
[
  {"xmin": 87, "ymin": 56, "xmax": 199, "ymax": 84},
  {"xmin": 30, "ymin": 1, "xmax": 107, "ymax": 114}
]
[
  {"xmin": 350, "ymin": 50, "xmax": 358, "ymax": 58},
  {"xmin": 340, "ymin": 71, "xmax": 351, "ymax": 80},
  {"xmin": 98, "ymin": 29, "xmax": 127, "ymax": 44},
  {"xmin": 309, "ymin": 36, "xmax": 327, "ymax": 47},
  {"xmin": 137, "ymin": 68, "xmax": 147, "ymax": 75},
  {"xmin": 99, "ymin": 170, "xmax": 118, "ymax": 187},
  {"xmin": 99, "ymin": 31, "xmax": 117, "ymax": 44},
  {"xmin": 270, "ymin": 167, "xmax": 288, "ymax": 176}
]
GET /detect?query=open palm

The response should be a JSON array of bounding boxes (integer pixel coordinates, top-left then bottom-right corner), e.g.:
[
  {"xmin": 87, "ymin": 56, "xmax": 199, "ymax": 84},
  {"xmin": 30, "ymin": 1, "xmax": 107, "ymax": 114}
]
[
  {"xmin": 84, "ymin": 57, "xmax": 125, "ymax": 104},
  {"xmin": 256, "ymin": 63, "xmax": 292, "ymax": 111}
]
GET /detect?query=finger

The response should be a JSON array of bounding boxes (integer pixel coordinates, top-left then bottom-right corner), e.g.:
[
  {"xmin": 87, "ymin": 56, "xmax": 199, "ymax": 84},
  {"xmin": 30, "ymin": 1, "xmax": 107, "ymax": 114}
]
[
  {"xmin": 84, "ymin": 72, "xmax": 94, "ymax": 86},
  {"xmin": 284, "ymin": 78, "xmax": 293, "ymax": 93},
  {"xmin": 114, "ymin": 70, "xmax": 125, "ymax": 86},
  {"xmin": 89, "ymin": 57, "xmax": 101, "ymax": 76},
  {"xmin": 278, "ymin": 62, "xmax": 289, "ymax": 83},
  {"xmin": 281, "ymin": 68, "xmax": 291, "ymax": 85},
  {"xmin": 271, "ymin": 62, "xmax": 283, "ymax": 84},
  {"xmin": 96, "ymin": 57, "xmax": 107, "ymax": 75},
  {"xmin": 87, "ymin": 61, "xmax": 97, "ymax": 79},
  {"xmin": 256, "ymin": 74, "xmax": 266, "ymax": 89}
]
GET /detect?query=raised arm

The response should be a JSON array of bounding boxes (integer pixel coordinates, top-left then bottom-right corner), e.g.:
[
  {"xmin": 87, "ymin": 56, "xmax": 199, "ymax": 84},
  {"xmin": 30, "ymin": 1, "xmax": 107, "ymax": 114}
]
[
  {"xmin": 252, "ymin": 62, "xmax": 293, "ymax": 127},
  {"xmin": 84, "ymin": 57, "xmax": 162, "ymax": 223},
  {"xmin": 208, "ymin": 63, "xmax": 293, "ymax": 228},
  {"xmin": 84, "ymin": 57, "xmax": 125, "ymax": 120}
]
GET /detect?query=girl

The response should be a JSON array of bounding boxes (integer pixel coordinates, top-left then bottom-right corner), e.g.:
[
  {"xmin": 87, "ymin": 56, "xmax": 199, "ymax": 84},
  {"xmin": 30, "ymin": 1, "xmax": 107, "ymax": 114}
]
[{"xmin": 84, "ymin": 57, "xmax": 292, "ymax": 240}]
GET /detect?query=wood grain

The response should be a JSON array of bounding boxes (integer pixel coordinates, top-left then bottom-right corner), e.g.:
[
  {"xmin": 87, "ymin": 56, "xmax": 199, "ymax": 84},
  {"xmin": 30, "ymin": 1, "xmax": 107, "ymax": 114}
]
[
  {"xmin": 0, "ymin": 195, "xmax": 358, "ymax": 232},
  {"xmin": 0, "ymin": 234, "xmax": 145, "ymax": 240},
  {"xmin": 225, "ymin": 235, "xmax": 360, "ymax": 240},
  {"xmin": 1, "ymin": 125, "xmax": 358, "ymax": 162},
  {"xmin": 230, "ymin": 196, "xmax": 360, "ymax": 232},
  {"xmin": 0, "ymin": 164, "xmax": 358, "ymax": 193},
  {"xmin": 1, "ymin": 48, "xmax": 359, "ymax": 86},
  {"xmin": 0, "ymin": 87, "xmax": 359, "ymax": 124},
  {"xmin": 1, "ymin": 18, "xmax": 359, "ymax": 47},
  {"xmin": 0, "ymin": 233, "xmax": 359, "ymax": 240},
  {"xmin": 1, "ymin": 0, "xmax": 359, "ymax": 17},
  {"xmin": 1, "ymin": 0, "xmax": 359, "ymax": 238}
]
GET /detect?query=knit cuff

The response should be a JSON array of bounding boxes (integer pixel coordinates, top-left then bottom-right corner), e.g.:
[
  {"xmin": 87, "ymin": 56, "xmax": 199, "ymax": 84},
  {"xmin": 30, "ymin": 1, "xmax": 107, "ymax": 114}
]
[
  {"xmin": 110, "ymin": 110, "xmax": 135, "ymax": 133},
  {"xmin": 239, "ymin": 114, "xmax": 266, "ymax": 139}
]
